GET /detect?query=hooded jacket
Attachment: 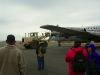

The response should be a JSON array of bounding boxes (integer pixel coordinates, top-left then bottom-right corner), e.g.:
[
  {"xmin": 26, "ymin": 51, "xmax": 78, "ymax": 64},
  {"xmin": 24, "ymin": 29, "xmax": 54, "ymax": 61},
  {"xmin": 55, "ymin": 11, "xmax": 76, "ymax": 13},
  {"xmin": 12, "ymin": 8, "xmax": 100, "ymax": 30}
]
[
  {"xmin": 65, "ymin": 46, "xmax": 88, "ymax": 75},
  {"xmin": 86, "ymin": 43, "xmax": 100, "ymax": 75}
]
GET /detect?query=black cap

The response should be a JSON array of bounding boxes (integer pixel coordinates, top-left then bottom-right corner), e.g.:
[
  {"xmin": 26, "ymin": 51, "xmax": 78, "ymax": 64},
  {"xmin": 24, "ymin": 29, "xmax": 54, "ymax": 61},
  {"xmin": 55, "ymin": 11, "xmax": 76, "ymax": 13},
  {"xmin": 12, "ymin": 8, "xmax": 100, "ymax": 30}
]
[
  {"xmin": 7, "ymin": 34, "xmax": 15, "ymax": 42},
  {"xmin": 74, "ymin": 38, "xmax": 81, "ymax": 47},
  {"xmin": 74, "ymin": 38, "xmax": 81, "ymax": 43}
]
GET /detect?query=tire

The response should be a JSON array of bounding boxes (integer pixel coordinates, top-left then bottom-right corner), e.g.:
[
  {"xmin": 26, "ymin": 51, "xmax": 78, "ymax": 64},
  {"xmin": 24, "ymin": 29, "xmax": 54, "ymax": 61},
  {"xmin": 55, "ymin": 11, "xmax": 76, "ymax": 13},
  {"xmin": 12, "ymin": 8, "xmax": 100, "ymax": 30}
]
[
  {"xmin": 24, "ymin": 45, "xmax": 30, "ymax": 49},
  {"xmin": 30, "ymin": 41, "xmax": 37, "ymax": 49}
]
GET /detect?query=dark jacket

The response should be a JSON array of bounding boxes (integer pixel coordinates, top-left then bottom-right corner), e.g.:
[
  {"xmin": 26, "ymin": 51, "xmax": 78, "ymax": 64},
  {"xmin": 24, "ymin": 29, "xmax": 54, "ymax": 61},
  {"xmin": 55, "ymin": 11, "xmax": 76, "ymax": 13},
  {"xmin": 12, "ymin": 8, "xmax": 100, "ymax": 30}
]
[
  {"xmin": 36, "ymin": 43, "xmax": 44, "ymax": 54},
  {"xmin": 36, "ymin": 44, "xmax": 40, "ymax": 54},
  {"xmin": 86, "ymin": 44, "xmax": 100, "ymax": 75},
  {"xmin": 36, "ymin": 43, "xmax": 44, "ymax": 57}
]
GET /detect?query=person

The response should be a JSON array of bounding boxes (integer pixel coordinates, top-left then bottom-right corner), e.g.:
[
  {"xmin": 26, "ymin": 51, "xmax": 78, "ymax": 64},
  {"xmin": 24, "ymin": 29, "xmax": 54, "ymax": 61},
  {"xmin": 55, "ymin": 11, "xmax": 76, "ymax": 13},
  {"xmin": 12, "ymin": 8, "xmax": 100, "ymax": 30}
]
[
  {"xmin": 65, "ymin": 38, "xmax": 88, "ymax": 75},
  {"xmin": 36, "ymin": 41, "xmax": 45, "ymax": 70},
  {"xmin": 0, "ymin": 34, "xmax": 26, "ymax": 75},
  {"xmin": 86, "ymin": 43, "xmax": 100, "ymax": 75}
]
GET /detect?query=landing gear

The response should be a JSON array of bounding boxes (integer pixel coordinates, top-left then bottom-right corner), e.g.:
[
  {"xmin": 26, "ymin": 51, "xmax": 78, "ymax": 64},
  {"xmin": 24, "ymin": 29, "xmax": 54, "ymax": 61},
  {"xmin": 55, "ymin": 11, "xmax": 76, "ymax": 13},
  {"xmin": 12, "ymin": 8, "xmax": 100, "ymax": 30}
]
[
  {"xmin": 58, "ymin": 41, "xmax": 61, "ymax": 46},
  {"xmin": 58, "ymin": 43, "xmax": 61, "ymax": 46}
]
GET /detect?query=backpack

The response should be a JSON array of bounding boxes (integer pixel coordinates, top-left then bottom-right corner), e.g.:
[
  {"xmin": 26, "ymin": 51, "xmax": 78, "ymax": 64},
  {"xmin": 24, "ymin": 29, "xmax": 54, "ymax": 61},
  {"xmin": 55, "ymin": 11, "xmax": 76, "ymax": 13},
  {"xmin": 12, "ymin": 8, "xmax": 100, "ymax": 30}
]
[
  {"xmin": 72, "ymin": 49, "xmax": 86, "ymax": 72},
  {"xmin": 41, "ymin": 45, "xmax": 46, "ymax": 54}
]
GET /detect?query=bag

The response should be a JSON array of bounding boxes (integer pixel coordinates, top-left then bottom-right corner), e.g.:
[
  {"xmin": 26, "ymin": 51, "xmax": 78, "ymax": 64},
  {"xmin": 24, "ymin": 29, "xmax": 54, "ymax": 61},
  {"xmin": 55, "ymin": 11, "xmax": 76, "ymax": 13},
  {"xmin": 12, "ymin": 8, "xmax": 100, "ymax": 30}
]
[
  {"xmin": 41, "ymin": 45, "xmax": 46, "ymax": 54},
  {"xmin": 72, "ymin": 50, "xmax": 86, "ymax": 72}
]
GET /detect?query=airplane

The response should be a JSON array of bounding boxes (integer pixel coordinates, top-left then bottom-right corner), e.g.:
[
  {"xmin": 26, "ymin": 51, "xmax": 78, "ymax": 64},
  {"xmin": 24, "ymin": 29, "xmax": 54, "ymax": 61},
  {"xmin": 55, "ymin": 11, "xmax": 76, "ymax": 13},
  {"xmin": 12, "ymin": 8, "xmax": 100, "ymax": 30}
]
[
  {"xmin": 42, "ymin": 25, "xmax": 76, "ymax": 46},
  {"xmin": 40, "ymin": 24, "xmax": 100, "ymax": 46}
]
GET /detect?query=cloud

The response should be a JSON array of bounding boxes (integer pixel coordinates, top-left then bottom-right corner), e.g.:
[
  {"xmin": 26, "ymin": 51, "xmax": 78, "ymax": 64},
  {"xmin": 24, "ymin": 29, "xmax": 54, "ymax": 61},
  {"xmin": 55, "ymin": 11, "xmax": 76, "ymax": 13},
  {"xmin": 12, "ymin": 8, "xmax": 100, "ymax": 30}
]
[{"xmin": 0, "ymin": 0, "xmax": 100, "ymax": 40}]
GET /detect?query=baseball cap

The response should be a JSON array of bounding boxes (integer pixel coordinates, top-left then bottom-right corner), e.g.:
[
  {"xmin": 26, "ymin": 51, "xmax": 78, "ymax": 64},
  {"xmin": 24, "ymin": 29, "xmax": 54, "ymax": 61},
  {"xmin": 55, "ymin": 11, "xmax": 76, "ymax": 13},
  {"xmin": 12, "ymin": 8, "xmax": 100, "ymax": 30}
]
[
  {"xmin": 74, "ymin": 38, "xmax": 81, "ymax": 47},
  {"xmin": 7, "ymin": 34, "xmax": 15, "ymax": 42},
  {"xmin": 74, "ymin": 38, "xmax": 81, "ymax": 44}
]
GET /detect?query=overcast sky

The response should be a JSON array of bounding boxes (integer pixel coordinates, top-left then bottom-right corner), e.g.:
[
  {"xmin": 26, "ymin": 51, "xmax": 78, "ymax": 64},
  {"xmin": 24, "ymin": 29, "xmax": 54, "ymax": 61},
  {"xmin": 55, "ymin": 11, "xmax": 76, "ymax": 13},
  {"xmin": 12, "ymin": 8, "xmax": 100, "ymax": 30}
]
[{"xmin": 0, "ymin": 0, "xmax": 100, "ymax": 41}]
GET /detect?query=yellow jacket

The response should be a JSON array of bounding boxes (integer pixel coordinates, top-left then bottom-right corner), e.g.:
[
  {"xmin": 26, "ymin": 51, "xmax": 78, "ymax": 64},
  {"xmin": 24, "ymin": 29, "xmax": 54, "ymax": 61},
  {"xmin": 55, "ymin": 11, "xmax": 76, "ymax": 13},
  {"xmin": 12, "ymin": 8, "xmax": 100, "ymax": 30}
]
[{"xmin": 38, "ymin": 46, "xmax": 44, "ymax": 57}]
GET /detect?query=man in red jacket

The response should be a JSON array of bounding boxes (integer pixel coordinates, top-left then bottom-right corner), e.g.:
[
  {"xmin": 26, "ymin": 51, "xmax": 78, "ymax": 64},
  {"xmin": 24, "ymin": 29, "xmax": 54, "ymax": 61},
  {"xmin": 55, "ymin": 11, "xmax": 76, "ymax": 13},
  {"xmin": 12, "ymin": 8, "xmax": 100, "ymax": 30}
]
[{"xmin": 65, "ymin": 38, "xmax": 88, "ymax": 75}]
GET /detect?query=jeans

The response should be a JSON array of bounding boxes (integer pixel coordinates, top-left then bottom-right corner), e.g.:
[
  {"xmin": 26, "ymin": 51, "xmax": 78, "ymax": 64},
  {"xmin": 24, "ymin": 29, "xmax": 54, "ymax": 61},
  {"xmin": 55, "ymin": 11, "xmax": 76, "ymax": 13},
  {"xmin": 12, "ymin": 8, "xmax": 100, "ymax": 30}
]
[{"xmin": 37, "ymin": 55, "xmax": 44, "ymax": 69}]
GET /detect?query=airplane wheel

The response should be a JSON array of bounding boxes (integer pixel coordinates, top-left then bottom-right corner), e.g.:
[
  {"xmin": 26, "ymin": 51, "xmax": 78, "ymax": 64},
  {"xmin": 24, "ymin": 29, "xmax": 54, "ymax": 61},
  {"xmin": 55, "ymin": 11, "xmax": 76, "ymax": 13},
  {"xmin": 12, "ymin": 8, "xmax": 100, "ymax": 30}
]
[
  {"xmin": 24, "ymin": 45, "xmax": 30, "ymax": 49},
  {"xmin": 58, "ymin": 44, "xmax": 61, "ymax": 46}
]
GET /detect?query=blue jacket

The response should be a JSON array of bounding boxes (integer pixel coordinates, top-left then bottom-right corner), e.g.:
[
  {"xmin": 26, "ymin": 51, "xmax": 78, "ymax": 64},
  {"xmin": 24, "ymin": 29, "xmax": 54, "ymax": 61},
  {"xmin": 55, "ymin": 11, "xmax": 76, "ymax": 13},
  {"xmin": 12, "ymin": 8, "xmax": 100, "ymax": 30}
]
[{"xmin": 86, "ymin": 43, "xmax": 100, "ymax": 75}]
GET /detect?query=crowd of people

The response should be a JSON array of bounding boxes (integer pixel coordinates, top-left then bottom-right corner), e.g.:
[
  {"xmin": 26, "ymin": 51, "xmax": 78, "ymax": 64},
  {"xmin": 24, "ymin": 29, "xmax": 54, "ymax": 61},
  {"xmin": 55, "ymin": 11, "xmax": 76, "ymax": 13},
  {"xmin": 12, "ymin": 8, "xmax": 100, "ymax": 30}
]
[
  {"xmin": 65, "ymin": 38, "xmax": 100, "ymax": 75},
  {"xmin": 0, "ymin": 34, "xmax": 100, "ymax": 75}
]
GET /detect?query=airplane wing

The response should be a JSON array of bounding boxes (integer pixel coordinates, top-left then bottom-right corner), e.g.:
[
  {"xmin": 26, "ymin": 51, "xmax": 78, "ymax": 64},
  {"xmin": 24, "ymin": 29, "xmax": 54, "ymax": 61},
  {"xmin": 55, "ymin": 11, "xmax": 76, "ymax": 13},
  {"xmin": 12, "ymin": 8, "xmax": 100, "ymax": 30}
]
[
  {"xmin": 40, "ymin": 25, "xmax": 70, "ymax": 33},
  {"xmin": 40, "ymin": 25, "xmax": 100, "ymax": 38}
]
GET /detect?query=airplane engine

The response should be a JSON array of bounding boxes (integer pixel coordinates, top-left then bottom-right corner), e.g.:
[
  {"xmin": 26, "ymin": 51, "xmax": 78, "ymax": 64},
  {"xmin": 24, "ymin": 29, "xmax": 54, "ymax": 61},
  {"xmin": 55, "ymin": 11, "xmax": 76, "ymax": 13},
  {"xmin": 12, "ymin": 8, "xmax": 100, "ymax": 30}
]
[{"xmin": 48, "ymin": 31, "xmax": 67, "ymax": 46}]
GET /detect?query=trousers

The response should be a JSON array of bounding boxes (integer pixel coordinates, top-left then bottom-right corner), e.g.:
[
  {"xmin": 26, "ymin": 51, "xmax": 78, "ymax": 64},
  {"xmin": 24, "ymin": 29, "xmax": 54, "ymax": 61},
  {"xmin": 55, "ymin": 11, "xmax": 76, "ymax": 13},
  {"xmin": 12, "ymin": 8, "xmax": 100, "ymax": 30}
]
[{"xmin": 37, "ymin": 55, "xmax": 44, "ymax": 69}]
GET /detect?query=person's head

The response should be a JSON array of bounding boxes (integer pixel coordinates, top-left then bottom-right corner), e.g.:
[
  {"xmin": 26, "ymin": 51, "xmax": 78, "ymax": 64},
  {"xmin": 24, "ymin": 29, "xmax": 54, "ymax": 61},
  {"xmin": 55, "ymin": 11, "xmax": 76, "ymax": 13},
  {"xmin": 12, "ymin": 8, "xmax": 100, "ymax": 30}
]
[
  {"xmin": 39, "ymin": 41, "xmax": 44, "ymax": 45},
  {"xmin": 87, "ymin": 46, "xmax": 92, "ymax": 53},
  {"xmin": 74, "ymin": 38, "xmax": 81, "ymax": 47},
  {"xmin": 86, "ymin": 43, "xmax": 96, "ymax": 53},
  {"xmin": 6, "ymin": 34, "xmax": 16, "ymax": 45}
]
